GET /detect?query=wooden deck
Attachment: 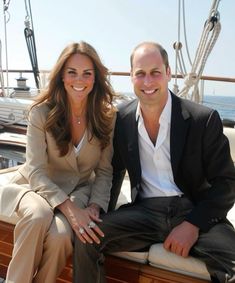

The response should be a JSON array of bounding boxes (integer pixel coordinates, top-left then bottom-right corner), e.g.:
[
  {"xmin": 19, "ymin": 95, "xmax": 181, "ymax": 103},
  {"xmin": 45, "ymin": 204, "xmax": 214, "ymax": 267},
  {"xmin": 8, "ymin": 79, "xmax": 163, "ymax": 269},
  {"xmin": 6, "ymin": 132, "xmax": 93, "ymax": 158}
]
[{"xmin": 0, "ymin": 220, "xmax": 210, "ymax": 283}]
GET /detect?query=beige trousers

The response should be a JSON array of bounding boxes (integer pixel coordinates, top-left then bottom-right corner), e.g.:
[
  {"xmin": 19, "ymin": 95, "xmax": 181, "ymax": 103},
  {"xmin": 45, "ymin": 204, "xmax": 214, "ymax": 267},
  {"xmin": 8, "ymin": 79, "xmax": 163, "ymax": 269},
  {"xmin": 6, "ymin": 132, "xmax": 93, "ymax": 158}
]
[{"xmin": 6, "ymin": 192, "xmax": 74, "ymax": 283}]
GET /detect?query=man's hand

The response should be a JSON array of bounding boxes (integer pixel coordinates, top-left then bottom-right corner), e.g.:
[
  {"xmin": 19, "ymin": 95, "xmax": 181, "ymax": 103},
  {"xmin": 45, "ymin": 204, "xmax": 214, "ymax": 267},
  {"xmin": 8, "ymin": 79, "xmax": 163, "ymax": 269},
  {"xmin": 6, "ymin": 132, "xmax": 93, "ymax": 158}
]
[{"xmin": 163, "ymin": 221, "xmax": 199, "ymax": 257}]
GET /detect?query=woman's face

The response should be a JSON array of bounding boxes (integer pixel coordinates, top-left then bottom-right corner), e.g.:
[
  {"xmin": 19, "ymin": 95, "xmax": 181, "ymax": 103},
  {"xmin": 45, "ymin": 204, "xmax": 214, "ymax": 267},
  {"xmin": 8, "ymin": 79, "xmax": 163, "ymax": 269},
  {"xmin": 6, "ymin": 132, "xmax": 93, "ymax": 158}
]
[{"xmin": 62, "ymin": 53, "xmax": 95, "ymax": 104}]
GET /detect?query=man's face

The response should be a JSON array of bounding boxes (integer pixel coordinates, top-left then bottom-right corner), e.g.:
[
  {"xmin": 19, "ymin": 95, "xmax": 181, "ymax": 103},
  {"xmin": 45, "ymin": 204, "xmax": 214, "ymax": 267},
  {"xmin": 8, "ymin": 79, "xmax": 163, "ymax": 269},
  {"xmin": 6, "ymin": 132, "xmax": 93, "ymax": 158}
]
[{"xmin": 131, "ymin": 46, "xmax": 171, "ymax": 106}]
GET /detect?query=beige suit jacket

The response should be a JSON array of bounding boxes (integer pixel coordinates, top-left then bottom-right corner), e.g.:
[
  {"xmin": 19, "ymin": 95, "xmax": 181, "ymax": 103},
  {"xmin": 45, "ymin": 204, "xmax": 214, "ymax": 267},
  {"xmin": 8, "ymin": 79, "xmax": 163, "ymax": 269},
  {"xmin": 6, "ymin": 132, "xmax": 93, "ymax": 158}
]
[{"xmin": 0, "ymin": 103, "xmax": 114, "ymax": 217}]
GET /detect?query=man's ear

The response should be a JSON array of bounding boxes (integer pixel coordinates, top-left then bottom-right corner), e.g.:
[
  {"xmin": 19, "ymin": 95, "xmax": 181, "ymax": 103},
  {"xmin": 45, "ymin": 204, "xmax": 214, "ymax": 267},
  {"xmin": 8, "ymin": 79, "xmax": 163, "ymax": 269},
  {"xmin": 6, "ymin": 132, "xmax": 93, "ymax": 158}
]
[
  {"xmin": 167, "ymin": 66, "xmax": 172, "ymax": 81},
  {"xmin": 130, "ymin": 69, "xmax": 134, "ymax": 83}
]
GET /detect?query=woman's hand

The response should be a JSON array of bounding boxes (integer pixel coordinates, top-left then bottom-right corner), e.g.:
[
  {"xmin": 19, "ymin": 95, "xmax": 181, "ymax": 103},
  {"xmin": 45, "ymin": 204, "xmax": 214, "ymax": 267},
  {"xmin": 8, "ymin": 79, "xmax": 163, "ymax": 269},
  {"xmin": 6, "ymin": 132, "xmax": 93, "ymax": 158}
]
[
  {"xmin": 87, "ymin": 203, "xmax": 101, "ymax": 219},
  {"xmin": 57, "ymin": 199, "xmax": 104, "ymax": 244}
]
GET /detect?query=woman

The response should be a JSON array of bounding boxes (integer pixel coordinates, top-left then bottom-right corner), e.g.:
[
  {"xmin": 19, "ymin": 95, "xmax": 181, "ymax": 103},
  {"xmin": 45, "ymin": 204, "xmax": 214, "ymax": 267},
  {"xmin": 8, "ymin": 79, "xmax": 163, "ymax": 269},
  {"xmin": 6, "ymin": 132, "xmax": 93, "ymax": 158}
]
[{"xmin": 1, "ymin": 41, "xmax": 116, "ymax": 283}]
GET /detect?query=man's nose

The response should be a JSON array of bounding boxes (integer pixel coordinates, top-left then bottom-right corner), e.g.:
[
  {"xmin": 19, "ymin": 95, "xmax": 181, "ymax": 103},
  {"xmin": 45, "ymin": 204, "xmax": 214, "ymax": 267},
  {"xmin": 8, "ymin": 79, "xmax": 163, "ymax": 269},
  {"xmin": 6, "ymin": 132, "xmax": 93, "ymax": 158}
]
[{"xmin": 143, "ymin": 74, "xmax": 153, "ymax": 86}]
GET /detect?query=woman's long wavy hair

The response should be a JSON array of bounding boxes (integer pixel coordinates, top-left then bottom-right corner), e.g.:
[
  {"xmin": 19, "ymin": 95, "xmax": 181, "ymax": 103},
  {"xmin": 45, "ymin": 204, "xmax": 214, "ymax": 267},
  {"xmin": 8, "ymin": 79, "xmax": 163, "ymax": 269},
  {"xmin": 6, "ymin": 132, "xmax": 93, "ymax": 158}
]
[{"xmin": 31, "ymin": 41, "xmax": 115, "ymax": 156}]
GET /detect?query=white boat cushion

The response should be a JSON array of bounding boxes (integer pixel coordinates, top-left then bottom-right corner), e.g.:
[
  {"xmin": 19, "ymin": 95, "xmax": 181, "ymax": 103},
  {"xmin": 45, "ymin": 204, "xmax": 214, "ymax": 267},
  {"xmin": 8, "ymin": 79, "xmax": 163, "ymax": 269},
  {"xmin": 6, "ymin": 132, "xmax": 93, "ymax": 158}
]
[
  {"xmin": 148, "ymin": 243, "xmax": 210, "ymax": 280},
  {"xmin": 0, "ymin": 168, "xmax": 18, "ymax": 184},
  {"xmin": 0, "ymin": 213, "xmax": 19, "ymax": 224},
  {"xmin": 0, "ymin": 168, "xmax": 20, "ymax": 224},
  {"xmin": 112, "ymin": 251, "xmax": 148, "ymax": 264},
  {"xmin": 224, "ymin": 127, "xmax": 235, "ymax": 162}
]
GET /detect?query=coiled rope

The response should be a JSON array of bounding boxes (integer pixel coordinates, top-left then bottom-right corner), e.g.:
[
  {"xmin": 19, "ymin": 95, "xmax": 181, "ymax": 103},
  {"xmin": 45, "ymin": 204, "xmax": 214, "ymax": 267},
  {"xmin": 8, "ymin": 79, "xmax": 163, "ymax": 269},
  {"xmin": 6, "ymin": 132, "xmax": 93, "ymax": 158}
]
[{"xmin": 174, "ymin": 0, "xmax": 221, "ymax": 102}]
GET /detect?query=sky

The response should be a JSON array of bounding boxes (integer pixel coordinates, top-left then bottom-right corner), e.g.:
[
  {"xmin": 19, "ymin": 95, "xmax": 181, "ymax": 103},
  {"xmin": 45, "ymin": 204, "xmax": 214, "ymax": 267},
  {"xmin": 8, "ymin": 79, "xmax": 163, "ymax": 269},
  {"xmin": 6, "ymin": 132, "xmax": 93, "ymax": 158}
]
[{"xmin": 0, "ymin": 0, "xmax": 235, "ymax": 96}]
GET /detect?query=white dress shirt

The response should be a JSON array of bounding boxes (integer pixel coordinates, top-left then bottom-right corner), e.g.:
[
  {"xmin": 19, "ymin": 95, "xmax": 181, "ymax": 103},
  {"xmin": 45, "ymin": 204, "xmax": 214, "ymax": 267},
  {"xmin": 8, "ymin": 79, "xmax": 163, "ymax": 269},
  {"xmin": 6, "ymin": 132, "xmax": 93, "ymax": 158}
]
[{"xmin": 137, "ymin": 92, "xmax": 183, "ymax": 198}]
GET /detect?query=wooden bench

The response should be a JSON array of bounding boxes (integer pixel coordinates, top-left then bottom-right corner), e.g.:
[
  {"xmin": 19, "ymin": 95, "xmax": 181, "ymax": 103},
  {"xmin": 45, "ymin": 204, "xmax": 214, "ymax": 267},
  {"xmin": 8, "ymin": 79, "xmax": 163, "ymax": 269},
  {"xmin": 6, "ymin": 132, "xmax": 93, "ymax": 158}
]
[
  {"xmin": 0, "ymin": 126, "xmax": 235, "ymax": 282},
  {"xmin": 0, "ymin": 220, "xmax": 210, "ymax": 283}
]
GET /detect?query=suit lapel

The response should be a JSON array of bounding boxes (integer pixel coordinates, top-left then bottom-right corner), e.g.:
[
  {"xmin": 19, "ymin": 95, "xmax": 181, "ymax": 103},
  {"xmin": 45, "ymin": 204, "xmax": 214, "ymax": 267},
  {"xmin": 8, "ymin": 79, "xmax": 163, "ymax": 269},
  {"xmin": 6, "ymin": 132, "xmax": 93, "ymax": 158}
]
[
  {"xmin": 122, "ymin": 100, "xmax": 141, "ymax": 183},
  {"xmin": 170, "ymin": 94, "xmax": 190, "ymax": 177},
  {"xmin": 65, "ymin": 143, "xmax": 78, "ymax": 172},
  {"xmin": 127, "ymin": 112, "xmax": 140, "ymax": 171},
  {"xmin": 65, "ymin": 131, "xmax": 89, "ymax": 172}
]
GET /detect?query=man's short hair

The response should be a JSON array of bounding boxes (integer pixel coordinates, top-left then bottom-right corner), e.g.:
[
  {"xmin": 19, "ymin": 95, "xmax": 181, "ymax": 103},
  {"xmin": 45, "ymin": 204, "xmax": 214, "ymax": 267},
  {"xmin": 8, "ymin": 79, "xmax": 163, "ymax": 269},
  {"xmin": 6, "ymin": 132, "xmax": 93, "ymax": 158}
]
[{"xmin": 130, "ymin": 42, "xmax": 169, "ymax": 70}]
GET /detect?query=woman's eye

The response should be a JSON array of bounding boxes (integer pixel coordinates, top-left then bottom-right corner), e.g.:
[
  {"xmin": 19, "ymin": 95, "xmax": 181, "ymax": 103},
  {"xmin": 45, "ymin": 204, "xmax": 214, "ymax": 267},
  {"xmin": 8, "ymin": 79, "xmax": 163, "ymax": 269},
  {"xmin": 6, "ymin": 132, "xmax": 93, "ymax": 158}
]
[
  {"xmin": 68, "ymin": 70, "xmax": 76, "ymax": 75},
  {"xmin": 83, "ymin": 72, "xmax": 92, "ymax": 77}
]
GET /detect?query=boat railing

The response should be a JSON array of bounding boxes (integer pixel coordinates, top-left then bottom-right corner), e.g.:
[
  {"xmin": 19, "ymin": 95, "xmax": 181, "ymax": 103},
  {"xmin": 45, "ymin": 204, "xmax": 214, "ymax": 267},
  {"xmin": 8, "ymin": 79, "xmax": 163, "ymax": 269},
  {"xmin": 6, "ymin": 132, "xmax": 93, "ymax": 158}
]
[
  {"xmin": 0, "ymin": 69, "xmax": 234, "ymax": 126},
  {"xmin": 110, "ymin": 71, "xmax": 235, "ymax": 83},
  {"xmin": 1, "ymin": 69, "xmax": 235, "ymax": 89}
]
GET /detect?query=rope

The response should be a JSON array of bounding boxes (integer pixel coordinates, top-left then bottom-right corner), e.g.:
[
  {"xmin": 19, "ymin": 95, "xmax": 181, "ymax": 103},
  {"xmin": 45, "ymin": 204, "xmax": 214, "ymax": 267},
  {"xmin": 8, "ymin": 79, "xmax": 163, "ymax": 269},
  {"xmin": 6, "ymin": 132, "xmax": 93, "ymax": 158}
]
[
  {"xmin": 24, "ymin": 0, "xmax": 40, "ymax": 89},
  {"xmin": 177, "ymin": 0, "xmax": 221, "ymax": 101},
  {"xmin": 182, "ymin": 0, "xmax": 192, "ymax": 66},
  {"xmin": 173, "ymin": 0, "xmax": 190, "ymax": 93},
  {"xmin": 24, "ymin": 28, "xmax": 40, "ymax": 88},
  {"xmin": 0, "ymin": 40, "xmax": 5, "ymax": 96},
  {"xmin": 174, "ymin": 0, "xmax": 181, "ymax": 89},
  {"xmin": 2, "ymin": 0, "xmax": 11, "ymax": 96}
]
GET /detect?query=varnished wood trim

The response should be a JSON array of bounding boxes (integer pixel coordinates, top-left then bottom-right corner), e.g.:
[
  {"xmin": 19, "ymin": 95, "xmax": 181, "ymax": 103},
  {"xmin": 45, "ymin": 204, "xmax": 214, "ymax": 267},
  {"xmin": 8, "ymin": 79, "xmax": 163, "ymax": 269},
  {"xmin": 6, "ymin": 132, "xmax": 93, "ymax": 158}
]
[{"xmin": 0, "ymin": 221, "xmax": 211, "ymax": 283}]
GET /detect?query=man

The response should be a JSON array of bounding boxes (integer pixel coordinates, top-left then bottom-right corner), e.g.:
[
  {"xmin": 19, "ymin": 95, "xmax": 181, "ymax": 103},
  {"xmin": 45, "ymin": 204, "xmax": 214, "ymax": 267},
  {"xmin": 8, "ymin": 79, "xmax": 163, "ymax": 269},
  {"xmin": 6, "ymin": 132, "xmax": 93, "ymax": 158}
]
[{"xmin": 73, "ymin": 42, "xmax": 235, "ymax": 283}]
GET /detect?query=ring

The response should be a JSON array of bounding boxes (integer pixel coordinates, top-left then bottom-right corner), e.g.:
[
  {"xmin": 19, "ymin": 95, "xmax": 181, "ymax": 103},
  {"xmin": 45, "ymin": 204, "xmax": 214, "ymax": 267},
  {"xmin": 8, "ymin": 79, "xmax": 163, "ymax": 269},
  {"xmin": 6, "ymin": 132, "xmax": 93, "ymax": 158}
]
[
  {"xmin": 79, "ymin": 227, "xmax": 85, "ymax": 234},
  {"xmin": 88, "ymin": 221, "xmax": 96, "ymax": 229}
]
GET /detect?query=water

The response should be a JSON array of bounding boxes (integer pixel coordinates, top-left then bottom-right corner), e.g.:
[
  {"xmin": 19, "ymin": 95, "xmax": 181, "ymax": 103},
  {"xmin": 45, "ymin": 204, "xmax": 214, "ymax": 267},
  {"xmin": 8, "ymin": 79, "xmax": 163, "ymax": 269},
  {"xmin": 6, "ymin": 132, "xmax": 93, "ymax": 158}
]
[{"xmin": 202, "ymin": 95, "xmax": 235, "ymax": 121}]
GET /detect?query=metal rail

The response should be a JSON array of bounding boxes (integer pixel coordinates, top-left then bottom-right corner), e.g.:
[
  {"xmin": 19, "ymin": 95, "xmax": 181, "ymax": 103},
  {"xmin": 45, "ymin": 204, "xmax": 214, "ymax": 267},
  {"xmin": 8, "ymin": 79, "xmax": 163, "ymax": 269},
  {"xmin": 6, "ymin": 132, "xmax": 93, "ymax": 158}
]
[
  {"xmin": 109, "ymin": 72, "xmax": 235, "ymax": 84},
  {"xmin": 1, "ymin": 69, "xmax": 235, "ymax": 84}
]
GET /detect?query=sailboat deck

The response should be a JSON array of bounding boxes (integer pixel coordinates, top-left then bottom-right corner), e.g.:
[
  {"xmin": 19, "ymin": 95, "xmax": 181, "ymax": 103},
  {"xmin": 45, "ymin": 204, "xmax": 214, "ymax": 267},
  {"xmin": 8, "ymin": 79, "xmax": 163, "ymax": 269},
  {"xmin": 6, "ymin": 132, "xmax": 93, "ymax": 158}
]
[{"xmin": 0, "ymin": 127, "xmax": 235, "ymax": 282}]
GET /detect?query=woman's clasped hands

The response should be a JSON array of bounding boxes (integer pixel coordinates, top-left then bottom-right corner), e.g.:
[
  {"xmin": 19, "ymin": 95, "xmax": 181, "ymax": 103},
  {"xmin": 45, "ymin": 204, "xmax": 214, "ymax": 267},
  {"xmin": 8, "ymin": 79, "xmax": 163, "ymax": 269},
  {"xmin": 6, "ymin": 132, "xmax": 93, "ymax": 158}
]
[{"xmin": 57, "ymin": 200, "xmax": 104, "ymax": 245}]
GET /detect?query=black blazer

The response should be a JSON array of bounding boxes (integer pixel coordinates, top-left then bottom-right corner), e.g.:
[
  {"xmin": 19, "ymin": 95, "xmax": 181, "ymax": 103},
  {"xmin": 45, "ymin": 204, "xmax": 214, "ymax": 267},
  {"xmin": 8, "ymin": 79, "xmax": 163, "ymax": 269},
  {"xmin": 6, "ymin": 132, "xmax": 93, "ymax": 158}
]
[{"xmin": 110, "ymin": 92, "xmax": 235, "ymax": 232}]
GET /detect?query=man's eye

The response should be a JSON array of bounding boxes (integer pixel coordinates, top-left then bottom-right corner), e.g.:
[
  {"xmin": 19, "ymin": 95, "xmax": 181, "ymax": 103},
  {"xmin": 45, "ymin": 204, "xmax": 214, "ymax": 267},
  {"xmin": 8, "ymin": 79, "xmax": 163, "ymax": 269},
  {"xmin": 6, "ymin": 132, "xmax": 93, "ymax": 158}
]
[
  {"xmin": 135, "ymin": 72, "xmax": 144, "ymax": 77},
  {"xmin": 152, "ymin": 70, "xmax": 161, "ymax": 75}
]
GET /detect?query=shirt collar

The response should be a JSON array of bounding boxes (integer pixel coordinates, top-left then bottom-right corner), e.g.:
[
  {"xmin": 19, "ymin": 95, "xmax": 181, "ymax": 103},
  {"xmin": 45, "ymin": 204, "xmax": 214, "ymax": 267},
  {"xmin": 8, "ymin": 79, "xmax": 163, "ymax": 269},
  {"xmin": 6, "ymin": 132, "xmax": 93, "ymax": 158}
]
[{"xmin": 136, "ymin": 90, "xmax": 172, "ymax": 124}]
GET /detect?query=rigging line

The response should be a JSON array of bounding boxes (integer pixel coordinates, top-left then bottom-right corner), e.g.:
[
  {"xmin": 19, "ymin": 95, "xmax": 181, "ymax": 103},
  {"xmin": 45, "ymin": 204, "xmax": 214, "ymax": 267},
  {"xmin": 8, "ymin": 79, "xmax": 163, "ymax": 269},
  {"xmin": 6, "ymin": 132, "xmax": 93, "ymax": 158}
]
[
  {"xmin": 178, "ymin": 49, "xmax": 187, "ymax": 74},
  {"xmin": 178, "ymin": 0, "xmax": 221, "ymax": 101},
  {"xmin": 27, "ymin": 0, "xmax": 35, "ymax": 35},
  {"xmin": 24, "ymin": 28, "xmax": 40, "ymax": 89},
  {"xmin": 3, "ymin": 0, "xmax": 11, "ymax": 12},
  {"xmin": 208, "ymin": 0, "xmax": 221, "ymax": 19},
  {"xmin": 0, "ymin": 40, "xmax": 5, "ymax": 95},
  {"xmin": 174, "ymin": 0, "xmax": 181, "ymax": 88},
  {"xmin": 175, "ymin": 47, "xmax": 184, "ymax": 73},
  {"xmin": 193, "ymin": 12, "xmax": 220, "ymax": 76},
  {"xmin": 182, "ymin": 0, "xmax": 192, "ymax": 66},
  {"xmin": 28, "ymin": 0, "xmax": 40, "ymax": 88},
  {"xmin": 3, "ymin": 0, "xmax": 11, "ymax": 96},
  {"xmin": 24, "ymin": 0, "xmax": 30, "ymax": 19},
  {"xmin": 174, "ymin": 0, "xmax": 190, "ymax": 92},
  {"xmin": 24, "ymin": 0, "xmax": 40, "ymax": 89}
]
